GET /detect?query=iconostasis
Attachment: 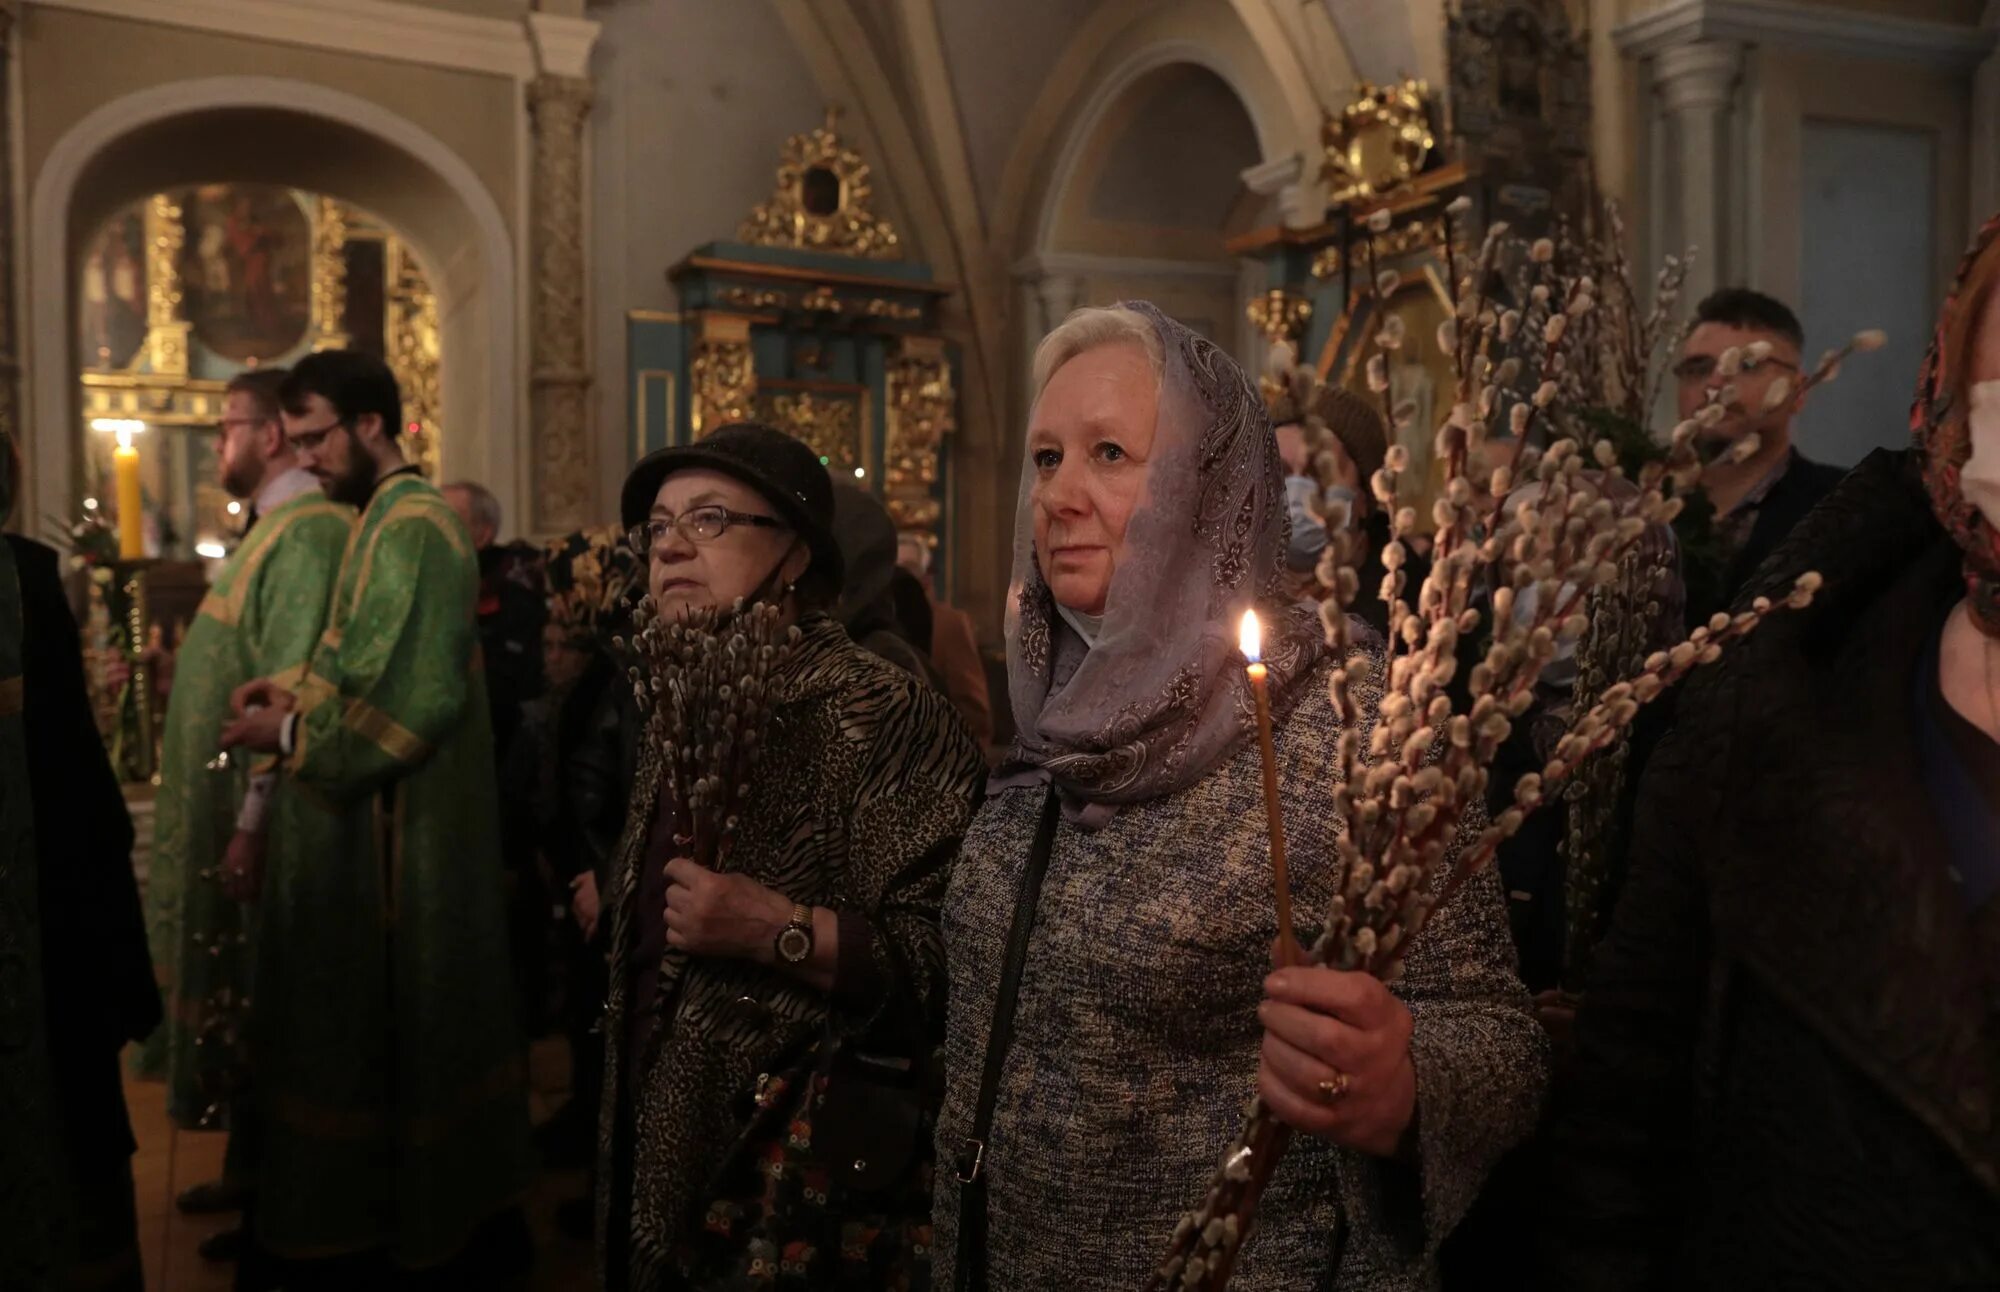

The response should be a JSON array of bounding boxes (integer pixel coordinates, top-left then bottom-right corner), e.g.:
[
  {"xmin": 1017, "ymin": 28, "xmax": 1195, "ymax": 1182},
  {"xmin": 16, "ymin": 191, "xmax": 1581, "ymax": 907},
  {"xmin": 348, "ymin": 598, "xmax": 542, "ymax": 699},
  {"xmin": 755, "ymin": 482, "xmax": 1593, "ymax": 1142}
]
[{"xmin": 73, "ymin": 184, "xmax": 441, "ymax": 563}]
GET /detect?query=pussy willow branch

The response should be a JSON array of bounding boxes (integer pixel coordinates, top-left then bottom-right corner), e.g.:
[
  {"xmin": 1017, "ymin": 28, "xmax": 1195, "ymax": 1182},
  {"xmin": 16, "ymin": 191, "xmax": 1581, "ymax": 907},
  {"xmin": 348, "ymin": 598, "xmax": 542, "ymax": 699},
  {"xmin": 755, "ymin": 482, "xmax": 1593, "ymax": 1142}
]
[{"xmin": 1148, "ymin": 201, "xmax": 1869, "ymax": 1291}]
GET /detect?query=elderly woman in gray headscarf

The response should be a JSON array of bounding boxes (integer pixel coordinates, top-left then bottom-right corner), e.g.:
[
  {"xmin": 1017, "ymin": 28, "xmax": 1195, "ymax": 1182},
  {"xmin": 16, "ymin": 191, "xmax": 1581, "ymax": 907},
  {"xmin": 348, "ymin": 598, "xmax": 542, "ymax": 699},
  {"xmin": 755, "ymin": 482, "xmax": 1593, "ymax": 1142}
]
[{"xmin": 933, "ymin": 303, "xmax": 1546, "ymax": 1290}]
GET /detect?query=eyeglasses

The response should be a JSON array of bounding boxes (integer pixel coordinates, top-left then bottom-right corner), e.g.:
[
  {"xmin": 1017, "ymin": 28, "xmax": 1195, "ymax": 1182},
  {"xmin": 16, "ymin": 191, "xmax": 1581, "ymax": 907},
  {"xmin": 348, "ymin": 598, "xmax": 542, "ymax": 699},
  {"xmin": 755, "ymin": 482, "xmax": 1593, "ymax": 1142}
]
[
  {"xmin": 1671, "ymin": 354, "xmax": 1801, "ymax": 382},
  {"xmin": 630, "ymin": 505, "xmax": 786, "ymax": 553},
  {"xmin": 285, "ymin": 419, "xmax": 348, "ymax": 452}
]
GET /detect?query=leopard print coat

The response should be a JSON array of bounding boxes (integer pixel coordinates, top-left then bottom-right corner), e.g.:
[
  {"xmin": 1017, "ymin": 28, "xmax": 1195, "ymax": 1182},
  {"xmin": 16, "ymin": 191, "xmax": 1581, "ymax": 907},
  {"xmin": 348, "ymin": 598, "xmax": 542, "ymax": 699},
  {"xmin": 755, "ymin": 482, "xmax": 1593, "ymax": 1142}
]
[{"xmin": 596, "ymin": 614, "xmax": 984, "ymax": 1290}]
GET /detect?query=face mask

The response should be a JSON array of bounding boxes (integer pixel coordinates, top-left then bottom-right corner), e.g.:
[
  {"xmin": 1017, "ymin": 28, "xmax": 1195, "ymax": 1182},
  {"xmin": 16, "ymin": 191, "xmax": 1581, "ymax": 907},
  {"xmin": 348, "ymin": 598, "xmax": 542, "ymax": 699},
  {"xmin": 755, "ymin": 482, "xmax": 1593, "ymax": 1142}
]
[
  {"xmin": 1965, "ymin": 380, "xmax": 2000, "ymax": 529},
  {"xmin": 1057, "ymin": 604, "xmax": 1104, "ymax": 648}
]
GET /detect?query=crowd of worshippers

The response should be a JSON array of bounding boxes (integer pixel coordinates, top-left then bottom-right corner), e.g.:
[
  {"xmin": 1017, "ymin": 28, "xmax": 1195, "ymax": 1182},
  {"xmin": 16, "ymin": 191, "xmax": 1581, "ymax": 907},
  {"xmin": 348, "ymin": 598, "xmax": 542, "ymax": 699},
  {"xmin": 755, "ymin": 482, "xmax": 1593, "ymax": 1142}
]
[{"xmin": 8, "ymin": 231, "xmax": 2000, "ymax": 1292}]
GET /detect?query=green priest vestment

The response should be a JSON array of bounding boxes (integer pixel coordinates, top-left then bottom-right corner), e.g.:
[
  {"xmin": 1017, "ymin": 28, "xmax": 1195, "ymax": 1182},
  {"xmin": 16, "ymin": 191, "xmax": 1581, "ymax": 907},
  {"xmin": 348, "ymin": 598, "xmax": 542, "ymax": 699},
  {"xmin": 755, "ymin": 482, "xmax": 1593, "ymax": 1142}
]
[
  {"xmin": 141, "ymin": 487, "xmax": 351, "ymax": 1130},
  {"xmin": 261, "ymin": 471, "xmax": 531, "ymax": 1267}
]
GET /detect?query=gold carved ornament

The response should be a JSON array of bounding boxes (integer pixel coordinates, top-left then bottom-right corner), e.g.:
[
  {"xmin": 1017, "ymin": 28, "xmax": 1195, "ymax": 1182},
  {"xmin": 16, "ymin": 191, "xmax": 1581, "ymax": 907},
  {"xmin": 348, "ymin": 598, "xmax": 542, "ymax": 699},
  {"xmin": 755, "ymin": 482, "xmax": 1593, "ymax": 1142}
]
[
  {"xmin": 756, "ymin": 386, "xmax": 864, "ymax": 473},
  {"xmin": 739, "ymin": 108, "xmax": 902, "ymax": 261},
  {"xmin": 386, "ymin": 238, "xmax": 443, "ymax": 480},
  {"xmin": 310, "ymin": 196, "xmax": 351, "ymax": 352},
  {"xmin": 143, "ymin": 194, "xmax": 190, "ymax": 377},
  {"xmin": 1322, "ymin": 79, "xmax": 1436, "ymax": 207},
  {"xmin": 711, "ymin": 282, "xmax": 923, "ymax": 323},
  {"xmin": 690, "ymin": 314, "xmax": 757, "ymax": 437},
  {"xmin": 1310, "ymin": 216, "xmax": 1451, "ymax": 280},
  {"xmin": 884, "ymin": 337, "xmax": 954, "ymax": 535},
  {"xmin": 1246, "ymin": 290, "xmax": 1312, "ymax": 346}
]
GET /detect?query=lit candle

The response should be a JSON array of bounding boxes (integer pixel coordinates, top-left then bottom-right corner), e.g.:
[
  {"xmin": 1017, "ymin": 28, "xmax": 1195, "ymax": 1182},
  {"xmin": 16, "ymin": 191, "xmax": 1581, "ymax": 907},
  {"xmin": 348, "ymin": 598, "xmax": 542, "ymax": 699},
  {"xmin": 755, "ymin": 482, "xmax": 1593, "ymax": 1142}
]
[
  {"xmin": 97, "ymin": 418, "xmax": 146, "ymax": 561},
  {"xmin": 1240, "ymin": 609, "xmax": 1300, "ymax": 967}
]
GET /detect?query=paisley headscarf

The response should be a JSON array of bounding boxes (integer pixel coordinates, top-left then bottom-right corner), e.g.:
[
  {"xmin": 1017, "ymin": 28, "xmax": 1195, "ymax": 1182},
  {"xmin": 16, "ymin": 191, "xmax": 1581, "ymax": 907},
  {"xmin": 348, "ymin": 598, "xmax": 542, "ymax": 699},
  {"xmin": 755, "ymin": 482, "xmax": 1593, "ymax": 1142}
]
[
  {"xmin": 1912, "ymin": 211, "xmax": 2000, "ymax": 636},
  {"xmin": 1001, "ymin": 301, "xmax": 1324, "ymax": 826}
]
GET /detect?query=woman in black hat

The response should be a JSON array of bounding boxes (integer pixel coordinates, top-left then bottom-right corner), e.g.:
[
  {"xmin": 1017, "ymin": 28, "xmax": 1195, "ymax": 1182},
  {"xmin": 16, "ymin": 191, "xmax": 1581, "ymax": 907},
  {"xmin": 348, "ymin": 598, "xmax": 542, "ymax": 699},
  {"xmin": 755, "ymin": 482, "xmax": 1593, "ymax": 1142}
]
[{"xmin": 598, "ymin": 422, "xmax": 985, "ymax": 1291}]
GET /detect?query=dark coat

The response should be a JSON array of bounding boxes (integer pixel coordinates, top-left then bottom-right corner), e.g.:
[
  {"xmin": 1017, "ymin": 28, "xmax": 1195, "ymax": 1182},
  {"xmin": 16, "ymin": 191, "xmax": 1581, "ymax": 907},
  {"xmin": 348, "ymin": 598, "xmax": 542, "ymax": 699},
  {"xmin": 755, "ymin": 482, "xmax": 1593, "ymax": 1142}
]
[
  {"xmin": 1538, "ymin": 450, "xmax": 2000, "ymax": 1290},
  {"xmin": 1685, "ymin": 450, "xmax": 1849, "ymax": 627},
  {"xmin": 8, "ymin": 537, "xmax": 159, "ymax": 1162}
]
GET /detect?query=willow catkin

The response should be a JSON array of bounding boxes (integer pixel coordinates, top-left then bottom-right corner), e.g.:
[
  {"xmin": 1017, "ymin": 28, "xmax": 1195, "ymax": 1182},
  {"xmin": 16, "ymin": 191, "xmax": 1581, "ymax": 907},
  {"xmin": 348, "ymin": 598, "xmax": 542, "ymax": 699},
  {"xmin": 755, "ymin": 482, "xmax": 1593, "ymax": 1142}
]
[
  {"xmin": 1148, "ymin": 203, "xmax": 1834, "ymax": 1292},
  {"xmin": 628, "ymin": 595, "xmax": 799, "ymax": 869}
]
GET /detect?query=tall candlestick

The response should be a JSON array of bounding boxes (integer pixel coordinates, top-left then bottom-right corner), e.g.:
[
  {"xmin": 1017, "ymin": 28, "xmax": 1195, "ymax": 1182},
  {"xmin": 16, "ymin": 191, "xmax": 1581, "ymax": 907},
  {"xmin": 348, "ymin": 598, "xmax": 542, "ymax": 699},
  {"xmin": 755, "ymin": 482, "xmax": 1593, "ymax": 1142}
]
[{"xmin": 1240, "ymin": 610, "xmax": 1300, "ymax": 967}]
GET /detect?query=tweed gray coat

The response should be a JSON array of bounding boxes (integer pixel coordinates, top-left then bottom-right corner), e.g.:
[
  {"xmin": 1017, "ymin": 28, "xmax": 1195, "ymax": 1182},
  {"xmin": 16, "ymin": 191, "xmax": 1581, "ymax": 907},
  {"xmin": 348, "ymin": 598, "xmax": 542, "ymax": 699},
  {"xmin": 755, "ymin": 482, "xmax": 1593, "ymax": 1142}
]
[{"xmin": 935, "ymin": 649, "xmax": 1548, "ymax": 1290}]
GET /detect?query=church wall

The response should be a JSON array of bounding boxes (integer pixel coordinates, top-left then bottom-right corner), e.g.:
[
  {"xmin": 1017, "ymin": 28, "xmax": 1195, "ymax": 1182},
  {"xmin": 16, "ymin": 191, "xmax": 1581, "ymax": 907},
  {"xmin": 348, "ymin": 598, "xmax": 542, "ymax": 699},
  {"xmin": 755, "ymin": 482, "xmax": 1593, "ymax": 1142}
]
[
  {"xmin": 18, "ymin": 8, "xmax": 521, "ymax": 236},
  {"xmin": 586, "ymin": 0, "xmax": 860, "ymax": 520}
]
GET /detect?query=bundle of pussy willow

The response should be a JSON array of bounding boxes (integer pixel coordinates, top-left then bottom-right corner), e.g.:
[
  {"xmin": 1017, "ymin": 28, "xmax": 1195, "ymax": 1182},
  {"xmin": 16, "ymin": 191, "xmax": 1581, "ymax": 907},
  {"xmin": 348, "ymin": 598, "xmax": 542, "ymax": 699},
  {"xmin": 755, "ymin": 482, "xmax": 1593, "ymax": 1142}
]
[
  {"xmin": 1147, "ymin": 202, "xmax": 1881, "ymax": 1292},
  {"xmin": 622, "ymin": 595, "xmax": 797, "ymax": 868}
]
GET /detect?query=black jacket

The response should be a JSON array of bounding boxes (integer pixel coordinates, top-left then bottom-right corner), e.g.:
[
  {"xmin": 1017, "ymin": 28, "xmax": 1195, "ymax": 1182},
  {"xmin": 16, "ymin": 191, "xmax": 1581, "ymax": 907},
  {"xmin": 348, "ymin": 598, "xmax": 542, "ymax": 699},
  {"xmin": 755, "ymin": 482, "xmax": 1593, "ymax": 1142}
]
[
  {"xmin": 1538, "ymin": 451, "xmax": 2000, "ymax": 1290},
  {"xmin": 1687, "ymin": 451, "xmax": 1849, "ymax": 627}
]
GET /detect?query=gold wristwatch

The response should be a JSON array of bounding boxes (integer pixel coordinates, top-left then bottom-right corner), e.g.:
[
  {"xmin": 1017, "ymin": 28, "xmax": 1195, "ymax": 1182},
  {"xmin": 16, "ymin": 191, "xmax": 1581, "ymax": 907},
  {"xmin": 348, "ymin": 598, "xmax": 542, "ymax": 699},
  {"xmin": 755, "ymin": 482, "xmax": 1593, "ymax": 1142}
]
[{"xmin": 774, "ymin": 903, "xmax": 814, "ymax": 964}]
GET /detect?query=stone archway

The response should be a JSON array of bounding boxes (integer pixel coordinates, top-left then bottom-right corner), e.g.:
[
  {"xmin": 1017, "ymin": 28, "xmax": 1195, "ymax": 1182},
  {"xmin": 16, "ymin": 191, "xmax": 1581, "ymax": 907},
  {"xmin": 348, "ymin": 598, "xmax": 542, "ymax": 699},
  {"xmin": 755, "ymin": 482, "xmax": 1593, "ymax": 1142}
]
[
  {"xmin": 25, "ymin": 76, "xmax": 520, "ymax": 528},
  {"xmin": 1020, "ymin": 50, "xmax": 1271, "ymax": 368}
]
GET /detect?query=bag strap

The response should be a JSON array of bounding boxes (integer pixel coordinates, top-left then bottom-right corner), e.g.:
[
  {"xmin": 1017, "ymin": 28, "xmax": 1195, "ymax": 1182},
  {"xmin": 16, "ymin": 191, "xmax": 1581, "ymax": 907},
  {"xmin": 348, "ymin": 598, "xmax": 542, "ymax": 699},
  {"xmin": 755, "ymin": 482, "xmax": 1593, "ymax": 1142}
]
[{"xmin": 951, "ymin": 787, "xmax": 1063, "ymax": 1292}]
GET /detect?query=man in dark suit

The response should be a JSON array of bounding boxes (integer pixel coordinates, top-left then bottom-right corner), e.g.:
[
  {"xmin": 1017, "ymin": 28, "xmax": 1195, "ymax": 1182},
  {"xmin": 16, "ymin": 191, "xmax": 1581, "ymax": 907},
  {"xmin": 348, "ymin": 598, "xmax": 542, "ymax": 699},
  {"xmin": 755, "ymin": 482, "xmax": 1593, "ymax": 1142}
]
[{"xmin": 1674, "ymin": 287, "xmax": 1850, "ymax": 623}]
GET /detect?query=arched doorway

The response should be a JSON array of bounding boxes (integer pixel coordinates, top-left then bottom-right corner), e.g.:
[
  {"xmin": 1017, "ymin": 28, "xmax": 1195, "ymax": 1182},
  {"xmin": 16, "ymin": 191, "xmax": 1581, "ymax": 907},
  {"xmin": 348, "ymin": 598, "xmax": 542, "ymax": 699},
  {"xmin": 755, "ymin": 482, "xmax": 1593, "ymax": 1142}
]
[
  {"xmin": 26, "ymin": 77, "xmax": 519, "ymax": 529},
  {"xmin": 1017, "ymin": 50, "xmax": 1273, "ymax": 392},
  {"xmin": 1032, "ymin": 59, "xmax": 1267, "ymax": 347}
]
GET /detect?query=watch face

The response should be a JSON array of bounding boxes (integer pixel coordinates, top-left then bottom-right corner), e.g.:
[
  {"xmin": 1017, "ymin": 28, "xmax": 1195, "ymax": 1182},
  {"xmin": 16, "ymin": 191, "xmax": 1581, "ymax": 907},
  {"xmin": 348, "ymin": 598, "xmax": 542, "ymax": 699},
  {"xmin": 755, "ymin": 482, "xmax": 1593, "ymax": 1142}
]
[{"xmin": 777, "ymin": 926, "xmax": 812, "ymax": 964}]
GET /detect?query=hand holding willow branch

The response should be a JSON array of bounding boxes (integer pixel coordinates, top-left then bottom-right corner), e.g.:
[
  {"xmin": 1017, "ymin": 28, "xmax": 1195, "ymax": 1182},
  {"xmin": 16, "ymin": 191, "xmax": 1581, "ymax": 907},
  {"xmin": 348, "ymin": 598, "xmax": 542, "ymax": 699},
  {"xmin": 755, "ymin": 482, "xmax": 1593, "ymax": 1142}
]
[{"xmin": 1146, "ymin": 202, "xmax": 1874, "ymax": 1292}]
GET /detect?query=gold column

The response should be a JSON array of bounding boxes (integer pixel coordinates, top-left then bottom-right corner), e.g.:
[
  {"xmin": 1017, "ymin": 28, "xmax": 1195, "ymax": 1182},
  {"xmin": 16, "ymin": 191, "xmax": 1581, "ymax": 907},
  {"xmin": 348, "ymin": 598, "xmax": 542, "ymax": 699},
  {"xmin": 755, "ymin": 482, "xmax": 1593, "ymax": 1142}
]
[
  {"xmin": 310, "ymin": 196, "xmax": 351, "ymax": 352},
  {"xmin": 143, "ymin": 195, "xmax": 190, "ymax": 377},
  {"xmin": 527, "ymin": 72, "xmax": 594, "ymax": 531},
  {"xmin": 387, "ymin": 240, "xmax": 443, "ymax": 480},
  {"xmin": 884, "ymin": 335, "xmax": 954, "ymax": 540},
  {"xmin": 689, "ymin": 313, "xmax": 756, "ymax": 437}
]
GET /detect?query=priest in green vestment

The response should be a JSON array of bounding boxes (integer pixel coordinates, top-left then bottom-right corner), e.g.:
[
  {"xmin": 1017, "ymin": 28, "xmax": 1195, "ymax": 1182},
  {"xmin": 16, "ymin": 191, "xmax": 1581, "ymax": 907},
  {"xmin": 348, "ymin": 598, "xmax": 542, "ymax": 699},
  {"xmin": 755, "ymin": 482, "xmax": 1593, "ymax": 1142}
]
[
  {"xmin": 222, "ymin": 351, "xmax": 532, "ymax": 1278},
  {"xmin": 140, "ymin": 369, "xmax": 352, "ymax": 1249}
]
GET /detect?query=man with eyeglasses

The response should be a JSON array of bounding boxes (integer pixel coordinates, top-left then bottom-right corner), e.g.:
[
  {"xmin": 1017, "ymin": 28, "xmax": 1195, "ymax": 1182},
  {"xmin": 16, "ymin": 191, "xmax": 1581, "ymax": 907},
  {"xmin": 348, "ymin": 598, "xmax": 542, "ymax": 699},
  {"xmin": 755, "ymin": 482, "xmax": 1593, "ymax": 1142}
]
[
  {"xmin": 140, "ymin": 366, "xmax": 352, "ymax": 1267},
  {"xmin": 217, "ymin": 350, "xmax": 533, "ymax": 1286},
  {"xmin": 1674, "ymin": 288, "xmax": 1849, "ymax": 623}
]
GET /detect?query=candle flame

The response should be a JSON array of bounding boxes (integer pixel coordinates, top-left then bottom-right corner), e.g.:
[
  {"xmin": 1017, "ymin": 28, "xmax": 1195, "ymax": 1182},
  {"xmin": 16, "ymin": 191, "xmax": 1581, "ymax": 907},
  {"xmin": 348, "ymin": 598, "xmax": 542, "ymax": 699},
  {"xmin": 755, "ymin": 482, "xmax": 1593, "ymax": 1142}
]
[
  {"xmin": 1239, "ymin": 609, "xmax": 1262, "ymax": 662},
  {"xmin": 91, "ymin": 417, "xmax": 146, "ymax": 450}
]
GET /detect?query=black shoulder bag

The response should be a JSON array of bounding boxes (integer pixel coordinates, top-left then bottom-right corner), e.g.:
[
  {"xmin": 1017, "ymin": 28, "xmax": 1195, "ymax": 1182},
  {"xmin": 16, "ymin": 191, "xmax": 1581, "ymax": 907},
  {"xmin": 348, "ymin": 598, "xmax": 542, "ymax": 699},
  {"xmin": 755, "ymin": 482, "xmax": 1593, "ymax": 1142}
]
[{"xmin": 951, "ymin": 787, "xmax": 1063, "ymax": 1292}]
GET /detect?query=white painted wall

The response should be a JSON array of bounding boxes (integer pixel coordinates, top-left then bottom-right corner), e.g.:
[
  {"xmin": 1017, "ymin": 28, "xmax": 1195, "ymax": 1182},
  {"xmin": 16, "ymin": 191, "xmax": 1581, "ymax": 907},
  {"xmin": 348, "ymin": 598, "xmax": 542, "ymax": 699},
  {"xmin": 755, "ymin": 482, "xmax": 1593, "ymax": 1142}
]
[{"xmin": 587, "ymin": 0, "xmax": 830, "ymax": 509}]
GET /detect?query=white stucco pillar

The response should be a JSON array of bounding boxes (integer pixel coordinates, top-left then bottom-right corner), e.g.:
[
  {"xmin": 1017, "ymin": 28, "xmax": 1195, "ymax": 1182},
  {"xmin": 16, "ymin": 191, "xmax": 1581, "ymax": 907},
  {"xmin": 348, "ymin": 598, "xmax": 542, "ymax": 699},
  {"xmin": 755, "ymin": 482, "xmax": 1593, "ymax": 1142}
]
[{"xmin": 1653, "ymin": 39, "xmax": 1745, "ymax": 304}]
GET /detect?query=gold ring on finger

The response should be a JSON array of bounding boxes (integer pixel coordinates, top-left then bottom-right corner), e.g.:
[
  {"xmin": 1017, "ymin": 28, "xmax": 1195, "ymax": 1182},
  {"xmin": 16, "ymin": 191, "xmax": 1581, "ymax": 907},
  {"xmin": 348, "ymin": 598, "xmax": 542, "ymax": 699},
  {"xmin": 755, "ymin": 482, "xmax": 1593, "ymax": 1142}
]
[{"xmin": 1316, "ymin": 1069, "xmax": 1351, "ymax": 1104}]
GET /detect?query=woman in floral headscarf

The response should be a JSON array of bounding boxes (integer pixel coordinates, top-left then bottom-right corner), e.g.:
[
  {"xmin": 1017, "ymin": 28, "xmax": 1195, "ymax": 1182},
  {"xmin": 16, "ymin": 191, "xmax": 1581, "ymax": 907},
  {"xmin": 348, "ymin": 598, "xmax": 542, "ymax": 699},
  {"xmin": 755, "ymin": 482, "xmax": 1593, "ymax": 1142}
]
[
  {"xmin": 1539, "ymin": 219, "xmax": 2000, "ymax": 1289},
  {"xmin": 933, "ymin": 304, "xmax": 1545, "ymax": 1290}
]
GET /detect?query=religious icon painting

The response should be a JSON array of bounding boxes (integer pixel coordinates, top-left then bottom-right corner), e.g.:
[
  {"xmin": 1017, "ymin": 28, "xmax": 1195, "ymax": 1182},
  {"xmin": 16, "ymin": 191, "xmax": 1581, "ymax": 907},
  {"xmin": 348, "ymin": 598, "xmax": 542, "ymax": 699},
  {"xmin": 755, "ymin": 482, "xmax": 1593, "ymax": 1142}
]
[
  {"xmin": 177, "ymin": 183, "xmax": 313, "ymax": 363},
  {"xmin": 77, "ymin": 208, "xmax": 147, "ymax": 371}
]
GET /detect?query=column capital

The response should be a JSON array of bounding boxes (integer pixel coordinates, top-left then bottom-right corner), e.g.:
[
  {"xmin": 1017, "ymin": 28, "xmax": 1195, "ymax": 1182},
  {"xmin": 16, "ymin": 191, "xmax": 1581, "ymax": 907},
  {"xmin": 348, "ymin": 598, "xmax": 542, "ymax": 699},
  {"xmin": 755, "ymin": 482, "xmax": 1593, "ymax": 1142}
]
[
  {"xmin": 1654, "ymin": 39, "xmax": 1745, "ymax": 115},
  {"xmin": 1239, "ymin": 154, "xmax": 1304, "ymax": 196},
  {"xmin": 1034, "ymin": 274, "xmax": 1084, "ymax": 330},
  {"xmin": 1277, "ymin": 178, "xmax": 1329, "ymax": 230}
]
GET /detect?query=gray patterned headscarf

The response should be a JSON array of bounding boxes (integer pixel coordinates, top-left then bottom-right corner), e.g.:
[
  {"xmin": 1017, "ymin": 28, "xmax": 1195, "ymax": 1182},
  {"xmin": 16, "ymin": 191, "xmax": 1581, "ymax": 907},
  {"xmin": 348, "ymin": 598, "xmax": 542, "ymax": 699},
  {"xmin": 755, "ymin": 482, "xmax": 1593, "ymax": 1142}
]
[{"xmin": 1000, "ymin": 301, "xmax": 1324, "ymax": 827}]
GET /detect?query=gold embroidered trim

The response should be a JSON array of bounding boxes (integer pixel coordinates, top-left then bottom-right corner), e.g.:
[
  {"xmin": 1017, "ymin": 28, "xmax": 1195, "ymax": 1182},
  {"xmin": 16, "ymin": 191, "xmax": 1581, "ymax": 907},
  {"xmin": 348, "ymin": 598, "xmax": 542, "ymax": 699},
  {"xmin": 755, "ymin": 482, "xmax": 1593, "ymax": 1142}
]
[{"xmin": 342, "ymin": 698, "xmax": 430, "ymax": 765}]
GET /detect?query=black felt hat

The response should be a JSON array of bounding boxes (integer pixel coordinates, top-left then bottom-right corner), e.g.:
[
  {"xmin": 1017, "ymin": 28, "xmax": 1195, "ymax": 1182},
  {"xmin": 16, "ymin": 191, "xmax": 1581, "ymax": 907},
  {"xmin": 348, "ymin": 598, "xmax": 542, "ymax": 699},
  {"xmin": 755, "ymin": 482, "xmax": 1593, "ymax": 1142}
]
[{"xmin": 620, "ymin": 422, "xmax": 843, "ymax": 592}]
